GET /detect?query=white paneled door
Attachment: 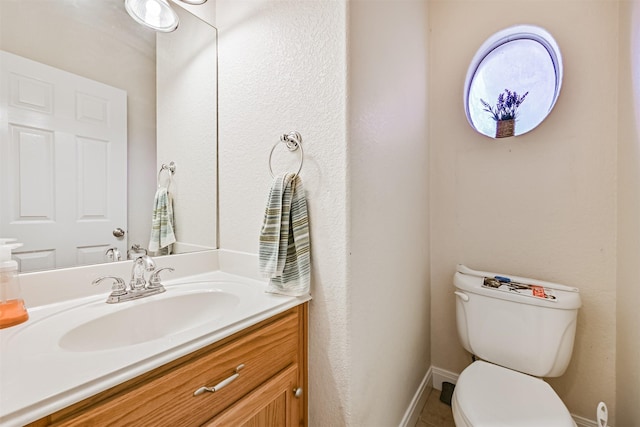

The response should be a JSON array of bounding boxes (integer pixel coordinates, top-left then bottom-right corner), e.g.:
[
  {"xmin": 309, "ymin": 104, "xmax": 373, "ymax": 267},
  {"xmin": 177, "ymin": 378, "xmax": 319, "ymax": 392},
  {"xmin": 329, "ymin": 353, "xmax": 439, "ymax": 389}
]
[{"xmin": 0, "ymin": 51, "xmax": 127, "ymax": 272}]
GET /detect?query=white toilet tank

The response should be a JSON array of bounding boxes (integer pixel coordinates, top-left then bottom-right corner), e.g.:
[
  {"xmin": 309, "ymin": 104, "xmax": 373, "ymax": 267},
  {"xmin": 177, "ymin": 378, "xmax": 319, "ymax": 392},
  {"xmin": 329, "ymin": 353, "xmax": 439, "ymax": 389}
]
[{"xmin": 454, "ymin": 265, "xmax": 582, "ymax": 378}]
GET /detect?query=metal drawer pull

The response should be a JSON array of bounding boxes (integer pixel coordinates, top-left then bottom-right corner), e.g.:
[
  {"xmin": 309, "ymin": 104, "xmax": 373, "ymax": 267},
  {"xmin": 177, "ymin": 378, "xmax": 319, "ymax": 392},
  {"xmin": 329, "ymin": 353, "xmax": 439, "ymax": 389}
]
[{"xmin": 193, "ymin": 364, "xmax": 245, "ymax": 396}]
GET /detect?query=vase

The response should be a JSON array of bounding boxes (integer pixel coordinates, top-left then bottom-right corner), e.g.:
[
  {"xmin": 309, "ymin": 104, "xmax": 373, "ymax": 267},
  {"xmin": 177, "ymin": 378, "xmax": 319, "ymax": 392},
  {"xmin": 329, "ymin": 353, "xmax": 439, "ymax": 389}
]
[{"xmin": 495, "ymin": 119, "xmax": 515, "ymax": 138}]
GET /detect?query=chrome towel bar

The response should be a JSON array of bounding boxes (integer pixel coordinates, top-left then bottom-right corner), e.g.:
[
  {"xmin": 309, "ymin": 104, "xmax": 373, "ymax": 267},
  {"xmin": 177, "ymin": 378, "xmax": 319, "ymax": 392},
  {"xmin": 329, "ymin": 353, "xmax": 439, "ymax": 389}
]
[
  {"xmin": 269, "ymin": 131, "xmax": 304, "ymax": 178},
  {"xmin": 157, "ymin": 161, "xmax": 176, "ymax": 189}
]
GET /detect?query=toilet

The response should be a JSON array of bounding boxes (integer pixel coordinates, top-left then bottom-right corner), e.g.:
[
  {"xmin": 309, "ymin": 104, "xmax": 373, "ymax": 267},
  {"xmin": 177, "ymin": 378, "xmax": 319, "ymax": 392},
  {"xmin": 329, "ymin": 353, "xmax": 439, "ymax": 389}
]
[{"xmin": 452, "ymin": 265, "xmax": 582, "ymax": 427}]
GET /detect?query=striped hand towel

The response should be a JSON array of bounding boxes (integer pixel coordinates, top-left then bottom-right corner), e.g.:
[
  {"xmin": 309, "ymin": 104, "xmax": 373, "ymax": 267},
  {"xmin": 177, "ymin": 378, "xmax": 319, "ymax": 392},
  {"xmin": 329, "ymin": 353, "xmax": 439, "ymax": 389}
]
[
  {"xmin": 259, "ymin": 173, "xmax": 311, "ymax": 296},
  {"xmin": 148, "ymin": 187, "xmax": 176, "ymax": 255}
]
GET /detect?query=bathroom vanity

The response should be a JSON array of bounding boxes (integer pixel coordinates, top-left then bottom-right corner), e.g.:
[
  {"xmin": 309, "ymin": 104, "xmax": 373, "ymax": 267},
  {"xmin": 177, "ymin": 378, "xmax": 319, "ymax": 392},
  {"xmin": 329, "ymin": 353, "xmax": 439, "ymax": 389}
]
[
  {"xmin": 27, "ymin": 304, "xmax": 308, "ymax": 426},
  {"xmin": 0, "ymin": 262, "xmax": 310, "ymax": 427}
]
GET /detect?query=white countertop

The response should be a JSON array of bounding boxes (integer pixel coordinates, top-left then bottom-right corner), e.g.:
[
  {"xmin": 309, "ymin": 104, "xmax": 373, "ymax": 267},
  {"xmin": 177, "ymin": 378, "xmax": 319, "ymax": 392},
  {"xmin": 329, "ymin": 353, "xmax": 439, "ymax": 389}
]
[{"xmin": 0, "ymin": 270, "xmax": 310, "ymax": 427}]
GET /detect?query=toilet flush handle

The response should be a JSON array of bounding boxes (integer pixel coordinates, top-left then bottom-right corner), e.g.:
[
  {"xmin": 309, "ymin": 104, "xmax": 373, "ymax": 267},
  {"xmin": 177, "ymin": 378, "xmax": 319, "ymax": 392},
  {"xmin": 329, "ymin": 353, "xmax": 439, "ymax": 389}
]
[{"xmin": 454, "ymin": 291, "xmax": 469, "ymax": 302}]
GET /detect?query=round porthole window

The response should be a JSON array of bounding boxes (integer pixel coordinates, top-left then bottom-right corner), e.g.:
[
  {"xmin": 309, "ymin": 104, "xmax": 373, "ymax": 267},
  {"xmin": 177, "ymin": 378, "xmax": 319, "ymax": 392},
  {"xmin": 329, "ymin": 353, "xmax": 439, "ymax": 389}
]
[{"xmin": 464, "ymin": 25, "xmax": 563, "ymax": 139}]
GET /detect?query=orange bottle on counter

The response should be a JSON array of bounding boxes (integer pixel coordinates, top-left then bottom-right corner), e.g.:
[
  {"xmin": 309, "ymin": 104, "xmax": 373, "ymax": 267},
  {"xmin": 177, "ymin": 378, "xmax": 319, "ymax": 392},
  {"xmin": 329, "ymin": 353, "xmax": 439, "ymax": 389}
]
[{"xmin": 0, "ymin": 239, "xmax": 28, "ymax": 329}]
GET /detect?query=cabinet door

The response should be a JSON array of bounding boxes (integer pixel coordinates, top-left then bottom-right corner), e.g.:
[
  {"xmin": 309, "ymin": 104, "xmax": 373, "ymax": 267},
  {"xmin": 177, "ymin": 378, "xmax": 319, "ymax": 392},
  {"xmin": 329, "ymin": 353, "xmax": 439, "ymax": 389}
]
[{"xmin": 206, "ymin": 365, "xmax": 300, "ymax": 427}]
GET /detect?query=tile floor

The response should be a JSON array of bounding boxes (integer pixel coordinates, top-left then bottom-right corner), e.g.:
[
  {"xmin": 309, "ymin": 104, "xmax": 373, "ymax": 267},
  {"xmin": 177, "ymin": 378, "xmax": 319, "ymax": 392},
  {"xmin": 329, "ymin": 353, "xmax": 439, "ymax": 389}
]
[{"xmin": 414, "ymin": 387, "xmax": 456, "ymax": 427}]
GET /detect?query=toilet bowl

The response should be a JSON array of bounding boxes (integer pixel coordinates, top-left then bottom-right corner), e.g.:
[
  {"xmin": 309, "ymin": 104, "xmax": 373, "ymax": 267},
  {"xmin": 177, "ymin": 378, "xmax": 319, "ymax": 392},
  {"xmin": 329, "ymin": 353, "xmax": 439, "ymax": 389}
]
[
  {"xmin": 451, "ymin": 361, "xmax": 576, "ymax": 427},
  {"xmin": 452, "ymin": 265, "xmax": 582, "ymax": 427}
]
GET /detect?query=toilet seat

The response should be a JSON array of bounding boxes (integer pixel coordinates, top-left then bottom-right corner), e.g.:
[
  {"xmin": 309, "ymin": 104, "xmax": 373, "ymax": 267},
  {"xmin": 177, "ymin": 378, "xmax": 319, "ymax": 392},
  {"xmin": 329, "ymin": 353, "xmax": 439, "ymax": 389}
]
[{"xmin": 452, "ymin": 361, "xmax": 576, "ymax": 427}]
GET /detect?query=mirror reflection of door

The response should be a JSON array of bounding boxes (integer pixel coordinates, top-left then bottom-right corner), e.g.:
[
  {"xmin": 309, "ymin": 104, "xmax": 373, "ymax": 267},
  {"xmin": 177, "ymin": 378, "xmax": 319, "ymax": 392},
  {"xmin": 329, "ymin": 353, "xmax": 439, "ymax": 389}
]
[{"xmin": 0, "ymin": 51, "xmax": 127, "ymax": 272}]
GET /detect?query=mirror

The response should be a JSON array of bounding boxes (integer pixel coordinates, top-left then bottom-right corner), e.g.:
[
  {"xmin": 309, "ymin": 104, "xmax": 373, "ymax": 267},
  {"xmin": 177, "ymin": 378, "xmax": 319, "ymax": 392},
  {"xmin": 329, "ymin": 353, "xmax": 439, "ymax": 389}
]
[
  {"xmin": 0, "ymin": 0, "xmax": 217, "ymax": 272},
  {"xmin": 464, "ymin": 25, "xmax": 563, "ymax": 138}
]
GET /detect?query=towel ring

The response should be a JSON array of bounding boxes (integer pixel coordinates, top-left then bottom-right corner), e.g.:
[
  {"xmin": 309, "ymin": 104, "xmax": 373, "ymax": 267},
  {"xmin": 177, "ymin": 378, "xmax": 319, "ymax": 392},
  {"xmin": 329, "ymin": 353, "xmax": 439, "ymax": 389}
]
[
  {"xmin": 269, "ymin": 131, "xmax": 304, "ymax": 178},
  {"xmin": 157, "ymin": 161, "xmax": 176, "ymax": 189}
]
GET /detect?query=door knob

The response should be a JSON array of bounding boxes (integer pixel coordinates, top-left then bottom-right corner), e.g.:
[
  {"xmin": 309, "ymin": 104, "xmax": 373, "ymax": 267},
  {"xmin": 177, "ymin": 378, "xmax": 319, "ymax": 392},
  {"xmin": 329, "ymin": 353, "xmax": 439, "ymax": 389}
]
[{"xmin": 113, "ymin": 228, "xmax": 126, "ymax": 238}]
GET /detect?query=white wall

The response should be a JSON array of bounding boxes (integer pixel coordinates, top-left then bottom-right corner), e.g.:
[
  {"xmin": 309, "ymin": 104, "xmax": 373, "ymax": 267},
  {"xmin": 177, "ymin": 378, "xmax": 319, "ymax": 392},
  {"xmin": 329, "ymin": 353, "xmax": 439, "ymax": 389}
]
[
  {"xmin": 216, "ymin": 1, "xmax": 350, "ymax": 425},
  {"xmin": 616, "ymin": 1, "xmax": 640, "ymax": 424},
  {"xmin": 429, "ymin": 0, "xmax": 618, "ymax": 423},
  {"xmin": 216, "ymin": 0, "xmax": 430, "ymax": 424},
  {"xmin": 347, "ymin": 1, "xmax": 430, "ymax": 425}
]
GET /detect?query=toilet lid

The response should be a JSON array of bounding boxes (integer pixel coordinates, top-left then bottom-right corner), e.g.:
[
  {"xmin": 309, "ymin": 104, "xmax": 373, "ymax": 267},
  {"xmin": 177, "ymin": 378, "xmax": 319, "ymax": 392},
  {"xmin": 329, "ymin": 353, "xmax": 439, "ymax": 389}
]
[{"xmin": 454, "ymin": 361, "xmax": 575, "ymax": 427}]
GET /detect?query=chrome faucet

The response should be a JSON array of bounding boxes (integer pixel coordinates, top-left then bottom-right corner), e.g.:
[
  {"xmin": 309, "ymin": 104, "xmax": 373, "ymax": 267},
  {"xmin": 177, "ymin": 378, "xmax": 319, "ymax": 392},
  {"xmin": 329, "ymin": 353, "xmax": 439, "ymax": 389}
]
[
  {"xmin": 92, "ymin": 255, "xmax": 174, "ymax": 304},
  {"xmin": 148, "ymin": 267, "xmax": 175, "ymax": 289},
  {"xmin": 105, "ymin": 247, "xmax": 122, "ymax": 262},
  {"xmin": 129, "ymin": 254, "xmax": 156, "ymax": 291}
]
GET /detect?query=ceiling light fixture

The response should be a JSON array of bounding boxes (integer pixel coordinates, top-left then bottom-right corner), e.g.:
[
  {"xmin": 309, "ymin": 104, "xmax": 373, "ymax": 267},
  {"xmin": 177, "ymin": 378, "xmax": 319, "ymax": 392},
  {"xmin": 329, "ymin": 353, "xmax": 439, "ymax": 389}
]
[
  {"xmin": 179, "ymin": 0, "xmax": 208, "ymax": 4},
  {"xmin": 124, "ymin": 0, "xmax": 179, "ymax": 33}
]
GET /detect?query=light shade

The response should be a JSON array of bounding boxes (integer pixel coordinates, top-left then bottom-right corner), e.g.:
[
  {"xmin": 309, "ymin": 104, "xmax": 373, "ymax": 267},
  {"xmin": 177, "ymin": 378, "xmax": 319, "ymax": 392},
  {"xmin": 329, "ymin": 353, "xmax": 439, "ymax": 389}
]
[
  {"xmin": 125, "ymin": 0, "xmax": 179, "ymax": 32},
  {"xmin": 179, "ymin": 0, "xmax": 207, "ymax": 4}
]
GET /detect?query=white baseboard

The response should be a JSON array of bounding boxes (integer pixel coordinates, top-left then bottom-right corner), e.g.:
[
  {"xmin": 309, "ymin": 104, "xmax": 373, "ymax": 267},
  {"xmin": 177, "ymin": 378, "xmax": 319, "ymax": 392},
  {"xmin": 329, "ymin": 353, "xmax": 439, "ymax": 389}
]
[
  {"xmin": 431, "ymin": 366, "xmax": 459, "ymax": 391},
  {"xmin": 403, "ymin": 365, "xmax": 603, "ymax": 427},
  {"xmin": 573, "ymin": 413, "xmax": 607, "ymax": 427},
  {"xmin": 399, "ymin": 367, "xmax": 432, "ymax": 427}
]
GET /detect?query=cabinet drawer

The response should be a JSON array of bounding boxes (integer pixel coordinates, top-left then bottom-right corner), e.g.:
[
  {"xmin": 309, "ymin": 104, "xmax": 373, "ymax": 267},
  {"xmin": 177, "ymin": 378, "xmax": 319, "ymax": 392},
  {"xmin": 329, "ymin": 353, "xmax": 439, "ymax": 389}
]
[{"xmin": 55, "ymin": 311, "xmax": 299, "ymax": 426}]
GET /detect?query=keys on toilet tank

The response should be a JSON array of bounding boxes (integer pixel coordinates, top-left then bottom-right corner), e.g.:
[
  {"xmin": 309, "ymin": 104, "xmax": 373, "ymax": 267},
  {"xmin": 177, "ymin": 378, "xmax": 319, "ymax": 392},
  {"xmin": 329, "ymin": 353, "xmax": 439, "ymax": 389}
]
[{"xmin": 482, "ymin": 276, "xmax": 557, "ymax": 301}]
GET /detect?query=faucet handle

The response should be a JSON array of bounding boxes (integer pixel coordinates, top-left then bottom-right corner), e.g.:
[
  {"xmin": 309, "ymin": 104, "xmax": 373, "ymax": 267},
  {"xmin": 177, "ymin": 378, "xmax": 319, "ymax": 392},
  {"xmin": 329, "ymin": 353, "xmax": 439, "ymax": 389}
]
[
  {"xmin": 105, "ymin": 247, "xmax": 122, "ymax": 262},
  {"xmin": 148, "ymin": 267, "xmax": 174, "ymax": 289},
  {"xmin": 92, "ymin": 276, "xmax": 127, "ymax": 296}
]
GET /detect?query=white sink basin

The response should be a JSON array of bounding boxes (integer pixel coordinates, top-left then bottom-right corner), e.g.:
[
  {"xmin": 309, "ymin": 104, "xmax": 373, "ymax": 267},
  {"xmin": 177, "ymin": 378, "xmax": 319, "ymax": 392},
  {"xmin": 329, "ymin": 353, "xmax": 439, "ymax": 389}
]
[
  {"xmin": 4, "ymin": 281, "xmax": 255, "ymax": 359},
  {"xmin": 58, "ymin": 291, "xmax": 240, "ymax": 352}
]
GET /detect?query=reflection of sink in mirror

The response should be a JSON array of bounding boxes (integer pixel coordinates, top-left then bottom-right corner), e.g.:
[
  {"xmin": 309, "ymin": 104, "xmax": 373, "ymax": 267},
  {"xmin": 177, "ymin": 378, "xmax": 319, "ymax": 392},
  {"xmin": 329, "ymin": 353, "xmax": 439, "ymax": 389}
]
[{"xmin": 59, "ymin": 291, "xmax": 239, "ymax": 352}]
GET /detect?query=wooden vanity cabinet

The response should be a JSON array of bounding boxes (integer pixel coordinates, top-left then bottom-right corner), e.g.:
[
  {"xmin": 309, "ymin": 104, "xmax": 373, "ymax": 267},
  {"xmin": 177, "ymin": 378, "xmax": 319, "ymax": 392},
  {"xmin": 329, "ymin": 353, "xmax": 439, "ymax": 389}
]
[{"xmin": 28, "ymin": 303, "xmax": 308, "ymax": 427}]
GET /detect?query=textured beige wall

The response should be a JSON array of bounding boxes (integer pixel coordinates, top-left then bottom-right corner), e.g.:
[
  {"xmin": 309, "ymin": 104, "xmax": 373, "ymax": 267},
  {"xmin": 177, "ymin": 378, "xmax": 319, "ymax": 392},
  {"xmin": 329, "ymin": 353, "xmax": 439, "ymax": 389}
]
[
  {"xmin": 617, "ymin": 1, "xmax": 640, "ymax": 425},
  {"xmin": 429, "ymin": 0, "xmax": 618, "ymax": 423}
]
